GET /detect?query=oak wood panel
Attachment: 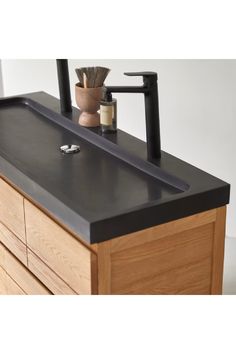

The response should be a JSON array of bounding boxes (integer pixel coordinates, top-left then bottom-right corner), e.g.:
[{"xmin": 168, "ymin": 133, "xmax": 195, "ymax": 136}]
[
  {"xmin": 114, "ymin": 259, "xmax": 212, "ymax": 295},
  {"xmin": 0, "ymin": 239, "xmax": 4, "ymax": 266},
  {"xmin": 28, "ymin": 249, "xmax": 76, "ymax": 295},
  {"xmin": 110, "ymin": 223, "xmax": 214, "ymax": 294},
  {"xmin": 0, "ymin": 178, "xmax": 26, "ymax": 242},
  {"xmin": 0, "ymin": 266, "xmax": 25, "ymax": 295},
  {"xmin": 25, "ymin": 200, "xmax": 97, "ymax": 294},
  {"xmin": 0, "ymin": 222, "xmax": 27, "ymax": 266},
  {"xmin": 0, "ymin": 242, "xmax": 50, "ymax": 295},
  {"xmin": 110, "ymin": 209, "xmax": 217, "ymax": 253},
  {"xmin": 97, "ymin": 241, "xmax": 111, "ymax": 294},
  {"xmin": 211, "ymin": 206, "xmax": 227, "ymax": 294},
  {"xmin": 91, "ymin": 251, "xmax": 98, "ymax": 295}
]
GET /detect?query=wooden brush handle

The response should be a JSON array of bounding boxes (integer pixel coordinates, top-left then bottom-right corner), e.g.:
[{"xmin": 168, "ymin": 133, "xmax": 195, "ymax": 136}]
[{"xmin": 83, "ymin": 73, "xmax": 88, "ymax": 88}]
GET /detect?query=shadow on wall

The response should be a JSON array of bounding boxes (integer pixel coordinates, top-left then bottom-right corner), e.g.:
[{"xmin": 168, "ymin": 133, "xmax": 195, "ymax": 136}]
[{"xmin": 0, "ymin": 60, "xmax": 3, "ymax": 97}]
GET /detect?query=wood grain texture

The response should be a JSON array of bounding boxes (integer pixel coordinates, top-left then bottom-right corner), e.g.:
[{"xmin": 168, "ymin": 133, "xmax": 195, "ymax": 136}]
[
  {"xmin": 0, "ymin": 222, "xmax": 27, "ymax": 266},
  {"xmin": 23, "ymin": 199, "xmax": 96, "ymax": 253},
  {"xmin": 97, "ymin": 241, "xmax": 111, "ymax": 294},
  {"xmin": 25, "ymin": 200, "xmax": 97, "ymax": 294},
  {"xmin": 110, "ymin": 223, "xmax": 214, "ymax": 294},
  {"xmin": 0, "ymin": 178, "xmax": 26, "ymax": 242},
  {"xmin": 1, "ymin": 175, "xmax": 95, "ymax": 253},
  {"xmin": 91, "ymin": 252, "xmax": 98, "ymax": 295},
  {"xmin": 0, "ymin": 266, "xmax": 25, "ymax": 295},
  {"xmin": 110, "ymin": 209, "xmax": 217, "ymax": 253},
  {"xmin": 0, "ymin": 239, "xmax": 5, "ymax": 267},
  {"xmin": 0, "ymin": 242, "xmax": 50, "ymax": 295},
  {"xmin": 211, "ymin": 206, "xmax": 227, "ymax": 294},
  {"xmin": 28, "ymin": 249, "xmax": 76, "ymax": 295},
  {"xmin": 113, "ymin": 259, "xmax": 212, "ymax": 295}
]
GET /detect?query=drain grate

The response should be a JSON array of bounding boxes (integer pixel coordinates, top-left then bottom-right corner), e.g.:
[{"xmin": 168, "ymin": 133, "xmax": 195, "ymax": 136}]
[{"xmin": 60, "ymin": 144, "xmax": 80, "ymax": 154}]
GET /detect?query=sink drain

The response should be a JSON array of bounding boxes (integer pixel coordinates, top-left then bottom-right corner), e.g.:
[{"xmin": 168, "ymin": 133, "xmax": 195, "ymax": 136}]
[{"xmin": 60, "ymin": 144, "xmax": 80, "ymax": 154}]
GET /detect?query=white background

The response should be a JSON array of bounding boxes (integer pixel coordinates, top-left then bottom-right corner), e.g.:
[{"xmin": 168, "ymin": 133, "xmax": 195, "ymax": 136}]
[
  {"xmin": 0, "ymin": 59, "xmax": 234, "ymax": 237},
  {"xmin": 1, "ymin": 1, "xmax": 236, "ymax": 351}
]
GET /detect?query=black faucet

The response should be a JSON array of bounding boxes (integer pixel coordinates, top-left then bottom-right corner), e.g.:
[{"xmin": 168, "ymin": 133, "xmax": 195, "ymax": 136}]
[
  {"xmin": 56, "ymin": 59, "xmax": 72, "ymax": 113},
  {"xmin": 56, "ymin": 61, "xmax": 161, "ymax": 161},
  {"xmin": 105, "ymin": 72, "xmax": 161, "ymax": 161}
]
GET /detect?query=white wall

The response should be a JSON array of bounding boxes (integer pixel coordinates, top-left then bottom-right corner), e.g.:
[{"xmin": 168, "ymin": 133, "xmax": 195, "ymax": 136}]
[{"xmin": 1, "ymin": 59, "xmax": 235, "ymax": 237}]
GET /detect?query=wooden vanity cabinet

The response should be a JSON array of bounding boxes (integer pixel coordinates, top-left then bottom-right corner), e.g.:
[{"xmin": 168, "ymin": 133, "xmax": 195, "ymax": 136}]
[{"xmin": 0, "ymin": 177, "xmax": 227, "ymax": 295}]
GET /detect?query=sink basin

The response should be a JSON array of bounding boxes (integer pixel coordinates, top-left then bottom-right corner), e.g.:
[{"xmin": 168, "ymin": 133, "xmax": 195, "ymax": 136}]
[{"xmin": 0, "ymin": 93, "xmax": 230, "ymax": 243}]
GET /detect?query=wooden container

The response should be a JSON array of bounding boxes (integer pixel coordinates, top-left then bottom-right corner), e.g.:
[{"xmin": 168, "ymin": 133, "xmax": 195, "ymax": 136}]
[{"xmin": 75, "ymin": 84, "xmax": 103, "ymax": 127}]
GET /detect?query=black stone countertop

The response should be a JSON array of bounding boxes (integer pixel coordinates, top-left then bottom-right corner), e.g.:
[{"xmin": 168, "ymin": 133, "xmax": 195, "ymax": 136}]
[{"xmin": 0, "ymin": 92, "xmax": 230, "ymax": 244}]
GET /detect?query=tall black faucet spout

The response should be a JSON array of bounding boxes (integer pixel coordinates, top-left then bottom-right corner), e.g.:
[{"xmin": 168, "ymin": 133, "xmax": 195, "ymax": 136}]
[
  {"xmin": 56, "ymin": 59, "xmax": 72, "ymax": 113},
  {"xmin": 144, "ymin": 78, "xmax": 161, "ymax": 161},
  {"xmin": 106, "ymin": 86, "xmax": 148, "ymax": 94}
]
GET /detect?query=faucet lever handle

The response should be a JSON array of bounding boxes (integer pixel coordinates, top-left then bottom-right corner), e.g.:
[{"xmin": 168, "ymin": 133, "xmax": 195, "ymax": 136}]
[
  {"xmin": 124, "ymin": 71, "xmax": 158, "ymax": 85},
  {"xmin": 124, "ymin": 71, "xmax": 157, "ymax": 77}
]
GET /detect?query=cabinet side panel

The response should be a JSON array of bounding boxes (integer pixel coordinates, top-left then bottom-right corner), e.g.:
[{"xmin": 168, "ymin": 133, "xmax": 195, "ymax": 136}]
[
  {"xmin": 110, "ymin": 223, "xmax": 215, "ymax": 295},
  {"xmin": 111, "ymin": 209, "xmax": 216, "ymax": 253}
]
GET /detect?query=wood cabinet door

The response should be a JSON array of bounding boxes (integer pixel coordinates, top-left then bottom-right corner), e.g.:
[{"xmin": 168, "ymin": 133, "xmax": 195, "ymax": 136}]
[
  {"xmin": 25, "ymin": 200, "xmax": 97, "ymax": 294},
  {"xmin": 0, "ymin": 266, "xmax": 25, "ymax": 295},
  {"xmin": 0, "ymin": 178, "xmax": 26, "ymax": 243},
  {"xmin": 0, "ymin": 242, "xmax": 51, "ymax": 295}
]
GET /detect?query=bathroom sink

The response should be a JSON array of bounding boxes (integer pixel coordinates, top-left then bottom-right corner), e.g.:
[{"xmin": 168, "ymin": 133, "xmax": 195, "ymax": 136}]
[{"xmin": 0, "ymin": 93, "xmax": 230, "ymax": 243}]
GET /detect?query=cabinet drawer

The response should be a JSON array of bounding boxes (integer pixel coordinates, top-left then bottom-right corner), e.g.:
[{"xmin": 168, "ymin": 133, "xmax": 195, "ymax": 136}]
[
  {"xmin": 25, "ymin": 200, "xmax": 97, "ymax": 294},
  {"xmin": 0, "ymin": 242, "xmax": 51, "ymax": 295},
  {"xmin": 0, "ymin": 178, "xmax": 26, "ymax": 243},
  {"xmin": 28, "ymin": 249, "xmax": 76, "ymax": 295},
  {"xmin": 0, "ymin": 221, "xmax": 27, "ymax": 266},
  {"xmin": 0, "ymin": 266, "xmax": 25, "ymax": 295}
]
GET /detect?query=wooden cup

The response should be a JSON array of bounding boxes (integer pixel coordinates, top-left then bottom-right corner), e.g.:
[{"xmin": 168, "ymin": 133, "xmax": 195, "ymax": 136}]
[{"xmin": 75, "ymin": 84, "xmax": 103, "ymax": 127}]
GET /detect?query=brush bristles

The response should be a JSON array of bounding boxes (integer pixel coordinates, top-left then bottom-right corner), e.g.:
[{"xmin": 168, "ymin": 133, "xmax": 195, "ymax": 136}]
[{"xmin": 75, "ymin": 66, "xmax": 110, "ymax": 88}]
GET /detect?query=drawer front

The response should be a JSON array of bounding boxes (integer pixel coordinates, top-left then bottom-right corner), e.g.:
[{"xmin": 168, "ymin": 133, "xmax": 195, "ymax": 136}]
[
  {"xmin": 28, "ymin": 249, "xmax": 76, "ymax": 295},
  {"xmin": 0, "ymin": 221, "xmax": 27, "ymax": 266},
  {"xmin": 25, "ymin": 200, "xmax": 96, "ymax": 294},
  {"xmin": 0, "ymin": 178, "xmax": 26, "ymax": 243},
  {"xmin": 0, "ymin": 266, "xmax": 25, "ymax": 295},
  {"xmin": 0, "ymin": 242, "xmax": 51, "ymax": 295}
]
